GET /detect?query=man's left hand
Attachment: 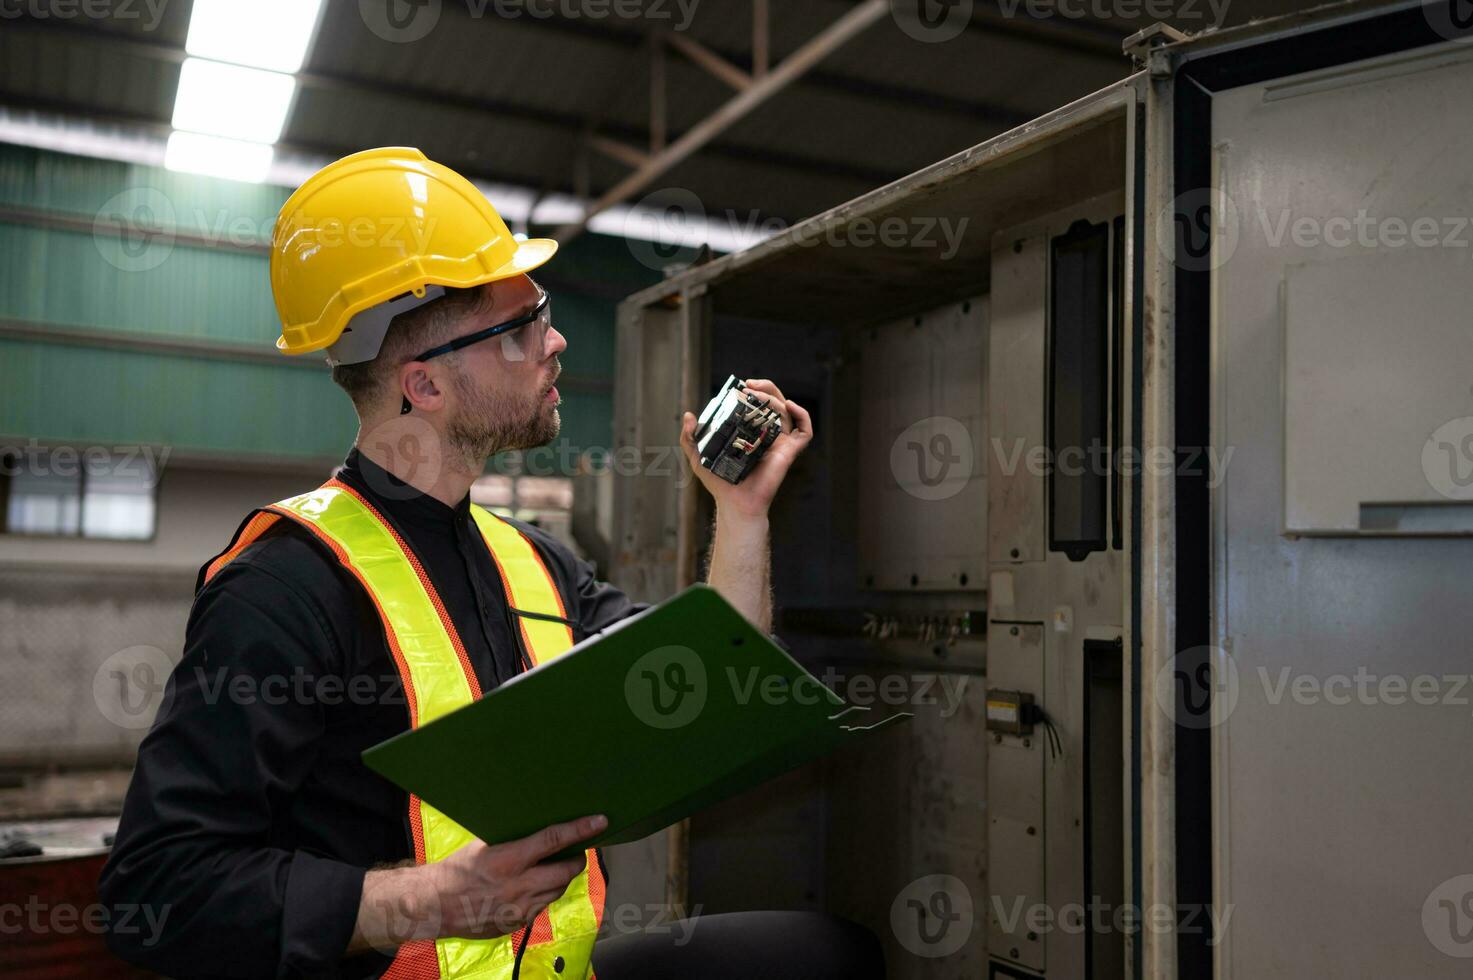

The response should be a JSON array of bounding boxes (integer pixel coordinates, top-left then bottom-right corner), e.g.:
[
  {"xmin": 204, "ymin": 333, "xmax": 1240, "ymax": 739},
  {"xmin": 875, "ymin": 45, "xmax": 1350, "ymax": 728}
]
[{"xmin": 679, "ymin": 378, "xmax": 813, "ymax": 519}]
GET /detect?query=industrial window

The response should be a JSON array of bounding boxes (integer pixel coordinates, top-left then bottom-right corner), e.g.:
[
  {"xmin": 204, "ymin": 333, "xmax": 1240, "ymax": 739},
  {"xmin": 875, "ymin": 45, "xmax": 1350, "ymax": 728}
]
[
  {"xmin": 1048, "ymin": 219, "xmax": 1110, "ymax": 561},
  {"xmin": 0, "ymin": 447, "xmax": 158, "ymax": 541}
]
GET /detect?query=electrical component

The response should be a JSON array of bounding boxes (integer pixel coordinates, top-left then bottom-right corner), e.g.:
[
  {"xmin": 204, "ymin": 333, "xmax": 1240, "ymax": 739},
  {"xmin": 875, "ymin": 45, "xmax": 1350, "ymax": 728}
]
[
  {"xmin": 987, "ymin": 690, "xmax": 1063, "ymax": 758},
  {"xmin": 694, "ymin": 375, "xmax": 783, "ymax": 485},
  {"xmin": 986, "ymin": 690, "xmax": 1036, "ymax": 736}
]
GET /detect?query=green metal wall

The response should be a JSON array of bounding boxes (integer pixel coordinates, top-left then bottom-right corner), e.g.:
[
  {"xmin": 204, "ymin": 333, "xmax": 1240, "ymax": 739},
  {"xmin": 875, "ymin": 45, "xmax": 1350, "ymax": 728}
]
[{"xmin": 0, "ymin": 144, "xmax": 663, "ymax": 471}]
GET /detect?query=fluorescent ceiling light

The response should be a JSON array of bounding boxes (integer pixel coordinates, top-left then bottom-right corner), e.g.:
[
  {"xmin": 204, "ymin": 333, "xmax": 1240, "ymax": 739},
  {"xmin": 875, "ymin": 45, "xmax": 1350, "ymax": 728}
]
[
  {"xmin": 173, "ymin": 58, "xmax": 297, "ymax": 144},
  {"xmin": 165, "ymin": 131, "xmax": 274, "ymax": 183},
  {"xmin": 185, "ymin": 0, "xmax": 326, "ymax": 73},
  {"xmin": 589, "ymin": 205, "xmax": 771, "ymax": 254}
]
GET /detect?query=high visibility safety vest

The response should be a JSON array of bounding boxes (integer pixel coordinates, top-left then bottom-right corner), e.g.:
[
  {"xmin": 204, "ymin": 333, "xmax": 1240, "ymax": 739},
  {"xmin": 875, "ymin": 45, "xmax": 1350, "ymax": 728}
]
[{"xmin": 201, "ymin": 479, "xmax": 606, "ymax": 980}]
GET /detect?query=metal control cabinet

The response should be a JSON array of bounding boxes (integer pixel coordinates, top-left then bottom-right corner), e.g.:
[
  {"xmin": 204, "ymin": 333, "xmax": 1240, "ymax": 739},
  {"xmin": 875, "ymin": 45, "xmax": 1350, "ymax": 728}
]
[
  {"xmin": 612, "ymin": 77, "xmax": 1136, "ymax": 979},
  {"xmin": 608, "ymin": 4, "xmax": 1471, "ymax": 977},
  {"xmin": 988, "ymin": 190, "xmax": 1128, "ymax": 980}
]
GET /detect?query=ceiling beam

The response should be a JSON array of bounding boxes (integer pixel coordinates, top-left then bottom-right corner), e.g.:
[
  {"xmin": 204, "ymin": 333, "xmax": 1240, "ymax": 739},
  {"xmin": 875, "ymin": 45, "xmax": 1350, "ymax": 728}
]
[
  {"xmin": 753, "ymin": 0, "xmax": 770, "ymax": 78},
  {"xmin": 424, "ymin": 0, "xmax": 1051, "ymax": 124},
  {"xmin": 553, "ymin": 0, "xmax": 892, "ymax": 242},
  {"xmin": 460, "ymin": 0, "xmax": 1128, "ymax": 65},
  {"xmin": 589, "ymin": 135, "xmax": 651, "ymax": 170},
  {"xmin": 0, "ymin": 15, "xmax": 927, "ymax": 189},
  {"xmin": 663, "ymin": 30, "xmax": 754, "ymax": 92},
  {"xmin": 891, "ymin": 0, "xmax": 1131, "ymax": 55}
]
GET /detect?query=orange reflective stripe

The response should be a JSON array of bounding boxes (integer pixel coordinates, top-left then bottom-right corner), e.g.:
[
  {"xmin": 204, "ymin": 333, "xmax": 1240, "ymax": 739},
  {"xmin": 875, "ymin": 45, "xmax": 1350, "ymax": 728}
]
[
  {"xmin": 587, "ymin": 850, "xmax": 607, "ymax": 932},
  {"xmin": 381, "ymin": 939, "xmax": 440, "ymax": 980},
  {"xmin": 529, "ymin": 912, "xmax": 555, "ymax": 946},
  {"xmin": 260, "ymin": 482, "xmax": 493, "ymax": 957},
  {"xmin": 257, "ymin": 499, "xmax": 426, "ymax": 730},
  {"xmin": 200, "ymin": 510, "xmax": 283, "ymax": 587},
  {"xmin": 466, "ymin": 505, "xmax": 604, "ymax": 975},
  {"xmin": 234, "ymin": 483, "xmax": 601, "ymax": 979}
]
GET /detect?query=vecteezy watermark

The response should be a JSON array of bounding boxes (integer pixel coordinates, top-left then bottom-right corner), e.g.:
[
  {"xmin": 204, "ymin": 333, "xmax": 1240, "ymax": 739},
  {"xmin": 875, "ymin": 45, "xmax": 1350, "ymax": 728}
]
[
  {"xmin": 1423, "ymin": 0, "xmax": 1473, "ymax": 44},
  {"xmin": 990, "ymin": 898, "xmax": 1232, "ymax": 945},
  {"xmin": 891, "ymin": 417, "xmax": 976, "ymax": 501},
  {"xmin": 360, "ymin": 0, "xmax": 699, "ymax": 44},
  {"xmin": 93, "ymin": 188, "xmax": 441, "ymax": 273},
  {"xmin": 624, "ymin": 645, "xmax": 708, "ymax": 729},
  {"xmin": 1423, "ymin": 416, "xmax": 1473, "ymax": 501},
  {"xmin": 489, "ymin": 0, "xmax": 700, "ymax": 29},
  {"xmin": 94, "ymin": 187, "xmax": 177, "ymax": 273},
  {"xmin": 620, "ymin": 187, "xmax": 969, "ymax": 272},
  {"xmin": 1161, "ymin": 187, "xmax": 1473, "ymax": 270},
  {"xmin": 501, "ymin": 441, "xmax": 701, "ymax": 488},
  {"xmin": 0, "ymin": 440, "xmax": 170, "ymax": 485},
  {"xmin": 892, "ymin": 0, "xmax": 1231, "ymax": 43},
  {"xmin": 361, "ymin": 893, "xmax": 703, "ymax": 956},
  {"xmin": 1158, "ymin": 187, "xmax": 1241, "ymax": 273},
  {"xmin": 191, "ymin": 668, "xmax": 406, "ymax": 709},
  {"xmin": 1423, "ymin": 874, "xmax": 1473, "ymax": 958},
  {"xmin": 598, "ymin": 902, "xmax": 703, "ymax": 944},
  {"xmin": 93, "ymin": 645, "xmax": 177, "ymax": 731},
  {"xmin": 1156, "ymin": 647, "xmax": 1473, "ymax": 730},
  {"xmin": 0, "ymin": 0, "xmax": 169, "ymax": 29},
  {"xmin": 0, "ymin": 898, "xmax": 171, "ymax": 947},
  {"xmin": 277, "ymin": 212, "xmax": 440, "ymax": 252},
  {"xmin": 1257, "ymin": 668, "xmax": 1473, "ymax": 711},
  {"xmin": 623, "ymin": 653, "xmax": 969, "ymax": 730},
  {"xmin": 990, "ymin": 437, "xmax": 1236, "ymax": 489},
  {"xmin": 729, "ymin": 668, "xmax": 970, "ymax": 718},
  {"xmin": 361, "ymin": 888, "xmax": 443, "ymax": 956},
  {"xmin": 1153, "ymin": 645, "xmax": 1239, "ymax": 731},
  {"xmin": 891, "ymin": 874, "xmax": 974, "ymax": 957},
  {"xmin": 358, "ymin": 416, "xmax": 447, "ymax": 503},
  {"xmin": 359, "ymin": 0, "xmax": 442, "ymax": 43},
  {"xmin": 789, "ymin": 215, "xmax": 970, "ymax": 260},
  {"xmin": 890, "ymin": 0, "xmax": 974, "ymax": 44},
  {"xmin": 1250, "ymin": 208, "xmax": 1473, "ymax": 251},
  {"xmin": 623, "ymin": 187, "xmax": 710, "ymax": 273},
  {"xmin": 995, "ymin": 0, "xmax": 1231, "ymax": 26}
]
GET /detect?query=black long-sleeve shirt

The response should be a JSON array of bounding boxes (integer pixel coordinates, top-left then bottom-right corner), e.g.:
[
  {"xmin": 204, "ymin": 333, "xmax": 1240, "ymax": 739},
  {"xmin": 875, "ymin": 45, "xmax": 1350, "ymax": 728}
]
[{"xmin": 99, "ymin": 450, "xmax": 648, "ymax": 979}]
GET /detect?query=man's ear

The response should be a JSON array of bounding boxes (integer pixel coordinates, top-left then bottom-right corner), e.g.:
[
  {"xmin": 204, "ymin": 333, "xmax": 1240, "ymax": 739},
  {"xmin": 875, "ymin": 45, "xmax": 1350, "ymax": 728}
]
[{"xmin": 399, "ymin": 363, "xmax": 445, "ymax": 413}]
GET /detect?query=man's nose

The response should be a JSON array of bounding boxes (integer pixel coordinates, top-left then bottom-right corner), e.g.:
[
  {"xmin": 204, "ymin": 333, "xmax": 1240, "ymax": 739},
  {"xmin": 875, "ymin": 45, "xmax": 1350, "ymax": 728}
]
[{"xmin": 544, "ymin": 325, "xmax": 568, "ymax": 358}]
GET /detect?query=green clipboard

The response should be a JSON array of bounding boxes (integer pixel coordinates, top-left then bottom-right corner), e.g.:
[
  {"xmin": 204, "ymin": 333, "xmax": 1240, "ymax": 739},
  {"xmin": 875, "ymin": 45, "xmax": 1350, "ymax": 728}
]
[{"xmin": 362, "ymin": 584, "xmax": 909, "ymax": 857}]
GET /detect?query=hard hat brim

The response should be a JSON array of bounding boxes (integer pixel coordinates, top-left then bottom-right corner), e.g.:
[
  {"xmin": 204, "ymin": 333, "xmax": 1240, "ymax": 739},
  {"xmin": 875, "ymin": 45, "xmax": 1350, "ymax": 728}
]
[
  {"xmin": 275, "ymin": 237, "xmax": 559, "ymax": 357},
  {"xmin": 488, "ymin": 236, "xmax": 558, "ymax": 282}
]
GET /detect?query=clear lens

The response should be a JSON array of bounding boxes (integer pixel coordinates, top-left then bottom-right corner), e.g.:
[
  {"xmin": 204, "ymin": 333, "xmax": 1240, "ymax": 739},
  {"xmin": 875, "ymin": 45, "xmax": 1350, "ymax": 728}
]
[{"xmin": 498, "ymin": 303, "xmax": 552, "ymax": 363}]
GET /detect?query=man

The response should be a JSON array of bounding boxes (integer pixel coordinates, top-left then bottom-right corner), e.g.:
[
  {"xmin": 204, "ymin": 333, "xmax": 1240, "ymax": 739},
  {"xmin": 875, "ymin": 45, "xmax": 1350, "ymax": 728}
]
[{"xmin": 99, "ymin": 148, "xmax": 880, "ymax": 979}]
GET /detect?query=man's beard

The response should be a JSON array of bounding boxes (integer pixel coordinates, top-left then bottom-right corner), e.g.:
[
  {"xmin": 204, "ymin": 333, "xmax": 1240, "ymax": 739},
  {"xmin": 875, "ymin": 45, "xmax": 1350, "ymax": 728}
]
[{"xmin": 446, "ymin": 361, "xmax": 560, "ymax": 465}]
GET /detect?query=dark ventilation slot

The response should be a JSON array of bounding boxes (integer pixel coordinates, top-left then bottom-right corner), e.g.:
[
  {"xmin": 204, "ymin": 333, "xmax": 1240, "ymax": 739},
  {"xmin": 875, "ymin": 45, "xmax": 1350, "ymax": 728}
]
[
  {"xmin": 1048, "ymin": 219, "xmax": 1110, "ymax": 561},
  {"xmin": 1084, "ymin": 637, "xmax": 1125, "ymax": 980}
]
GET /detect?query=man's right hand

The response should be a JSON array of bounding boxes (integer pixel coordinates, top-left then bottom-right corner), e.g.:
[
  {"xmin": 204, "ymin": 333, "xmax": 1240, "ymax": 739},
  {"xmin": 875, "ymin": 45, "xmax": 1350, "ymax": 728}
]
[{"xmin": 348, "ymin": 814, "xmax": 608, "ymax": 955}]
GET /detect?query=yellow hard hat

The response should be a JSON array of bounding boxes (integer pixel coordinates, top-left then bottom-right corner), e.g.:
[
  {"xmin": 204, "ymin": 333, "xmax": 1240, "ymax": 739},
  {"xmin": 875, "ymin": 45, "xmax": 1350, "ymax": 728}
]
[{"xmin": 270, "ymin": 146, "xmax": 557, "ymax": 362}]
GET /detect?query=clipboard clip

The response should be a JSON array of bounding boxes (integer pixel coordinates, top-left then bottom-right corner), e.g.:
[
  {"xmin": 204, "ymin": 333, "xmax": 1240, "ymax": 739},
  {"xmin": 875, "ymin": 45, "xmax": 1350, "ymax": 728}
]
[{"xmin": 828, "ymin": 704, "xmax": 913, "ymax": 733}]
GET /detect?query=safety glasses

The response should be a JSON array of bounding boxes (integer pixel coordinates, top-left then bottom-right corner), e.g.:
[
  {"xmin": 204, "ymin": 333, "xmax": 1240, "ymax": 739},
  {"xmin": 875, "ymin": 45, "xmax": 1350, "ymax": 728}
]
[
  {"xmin": 411, "ymin": 288, "xmax": 552, "ymax": 363},
  {"xmin": 399, "ymin": 287, "xmax": 554, "ymax": 415}
]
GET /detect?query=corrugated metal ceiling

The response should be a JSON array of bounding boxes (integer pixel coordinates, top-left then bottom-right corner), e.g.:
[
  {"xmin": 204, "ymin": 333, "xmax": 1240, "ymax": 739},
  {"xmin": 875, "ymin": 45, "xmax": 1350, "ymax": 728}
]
[{"xmin": 0, "ymin": 0, "xmax": 1322, "ymax": 225}]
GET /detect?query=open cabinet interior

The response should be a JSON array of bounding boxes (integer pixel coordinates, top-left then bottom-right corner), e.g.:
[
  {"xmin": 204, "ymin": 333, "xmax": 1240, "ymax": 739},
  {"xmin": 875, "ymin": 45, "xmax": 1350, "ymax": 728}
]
[{"xmin": 612, "ymin": 86, "xmax": 1138, "ymax": 980}]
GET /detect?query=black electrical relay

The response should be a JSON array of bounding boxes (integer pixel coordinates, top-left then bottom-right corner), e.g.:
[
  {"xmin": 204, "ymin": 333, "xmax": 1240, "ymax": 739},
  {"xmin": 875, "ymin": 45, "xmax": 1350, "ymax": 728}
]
[{"xmin": 693, "ymin": 375, "xmax": 784, "ymax": 485}]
